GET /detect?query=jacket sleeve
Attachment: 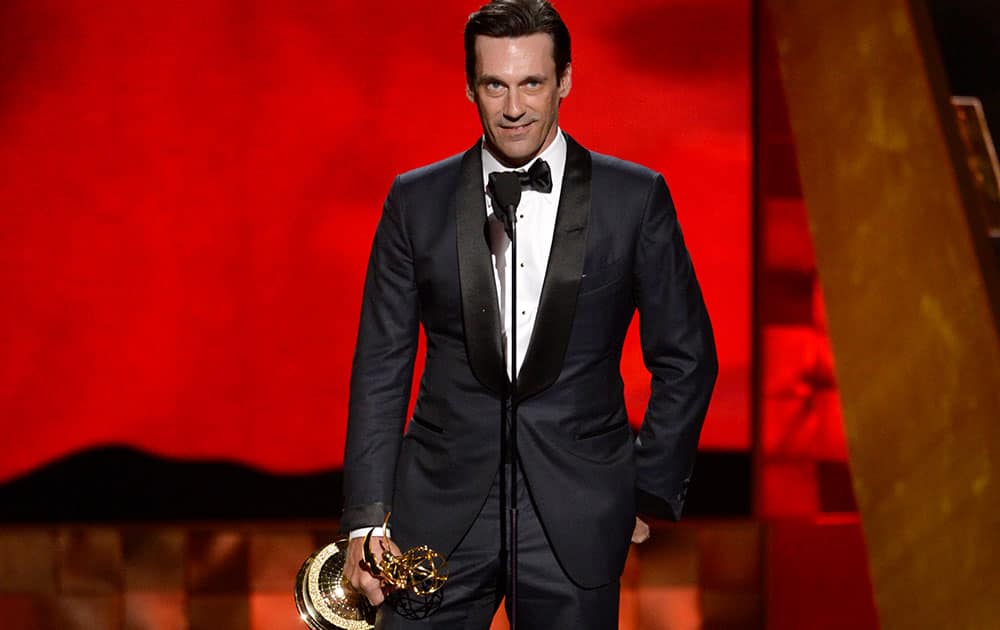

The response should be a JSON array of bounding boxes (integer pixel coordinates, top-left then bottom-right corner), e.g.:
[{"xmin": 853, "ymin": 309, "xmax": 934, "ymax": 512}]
[
  {"xmin": 632, "ymin": 174, "xmax": 718, "ymax": 521},
  {"xmin": 340, "ymin": 176, "xmax": 419, "ymax": 533}
]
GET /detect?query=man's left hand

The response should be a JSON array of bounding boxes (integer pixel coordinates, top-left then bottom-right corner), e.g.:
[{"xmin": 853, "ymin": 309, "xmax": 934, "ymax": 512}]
[{"xmin": 631, "ymin": 517, "xmax": 650, "ymax": 544}]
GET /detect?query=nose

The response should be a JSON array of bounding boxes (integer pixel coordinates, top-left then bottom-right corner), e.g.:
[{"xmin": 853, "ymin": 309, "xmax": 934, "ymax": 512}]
[{"xmin": 503, "ymin": 89, "xmax": 525, "ymax": 121}]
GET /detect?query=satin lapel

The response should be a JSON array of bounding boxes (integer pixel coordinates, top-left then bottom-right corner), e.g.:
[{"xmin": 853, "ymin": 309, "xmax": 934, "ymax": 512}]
[
  {"xmin": 455, "ymin": 141, "xmax": 507, "ymax": 396},
  {"xmin": 516, "ymin": 134, "xmax": 592, "ymax": 402}
]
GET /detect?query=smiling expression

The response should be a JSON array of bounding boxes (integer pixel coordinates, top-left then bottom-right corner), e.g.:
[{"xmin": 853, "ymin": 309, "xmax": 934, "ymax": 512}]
[{"xmin": 467, "ymin": 33, "xmax": 572, "ymax": 168}]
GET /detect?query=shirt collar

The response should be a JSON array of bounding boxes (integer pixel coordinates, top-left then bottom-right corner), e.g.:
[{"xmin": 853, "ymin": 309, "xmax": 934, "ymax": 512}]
[{"xmin": 481, "ymin": 128, "xmax": 567, "ymax": 195}]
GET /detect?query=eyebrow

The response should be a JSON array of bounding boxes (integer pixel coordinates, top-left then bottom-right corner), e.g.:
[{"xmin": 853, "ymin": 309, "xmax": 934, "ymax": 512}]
[{"xmin": 477, "ymin": 74, "xmax": 548, "ymax": 87}]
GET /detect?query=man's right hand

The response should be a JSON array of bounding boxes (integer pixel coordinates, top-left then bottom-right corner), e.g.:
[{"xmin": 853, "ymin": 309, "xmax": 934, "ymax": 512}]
[{"xmin": 343, "ymin": 535, "xmax": 401, "ymax": 606}]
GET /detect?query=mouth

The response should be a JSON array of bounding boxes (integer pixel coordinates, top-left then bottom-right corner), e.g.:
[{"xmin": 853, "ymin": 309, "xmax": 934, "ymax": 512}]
[{"xmin": 498, "ymin": 121, "xmax": 535, "ymax": 134}]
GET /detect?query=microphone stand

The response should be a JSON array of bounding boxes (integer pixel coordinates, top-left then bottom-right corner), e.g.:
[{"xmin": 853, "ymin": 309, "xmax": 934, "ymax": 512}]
[
  {"xmin": 488, "ymin": 172, "xmax": 522, "ymax": 630},
  {"xmin": 508, "ymin": 202, "xmax": 520, "ymax": 630}
]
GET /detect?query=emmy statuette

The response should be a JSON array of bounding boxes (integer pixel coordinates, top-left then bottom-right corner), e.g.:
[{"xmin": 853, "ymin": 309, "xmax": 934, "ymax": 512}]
[{"xmin": 294, "ymin": 514, "xmax": 448, "ymax": 630}]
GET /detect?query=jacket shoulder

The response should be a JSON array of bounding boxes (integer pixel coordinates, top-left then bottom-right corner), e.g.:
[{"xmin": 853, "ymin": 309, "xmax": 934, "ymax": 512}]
[
  {"xmin": 394, "ymin": 151, "xmax": 466, "ymax": 195},
  {"xmin": 590, "ymin": 151, "xmax": 663, "ymax": 187},
  {"xmin": 587, "ymin": 151, "xmax": 671, "ymax": 216}
]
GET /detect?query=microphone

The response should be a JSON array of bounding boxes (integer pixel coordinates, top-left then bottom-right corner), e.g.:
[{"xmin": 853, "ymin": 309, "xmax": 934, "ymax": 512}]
[{"xmin": 488, "ymin": 171, "xmax": 522, "ymax": 240}]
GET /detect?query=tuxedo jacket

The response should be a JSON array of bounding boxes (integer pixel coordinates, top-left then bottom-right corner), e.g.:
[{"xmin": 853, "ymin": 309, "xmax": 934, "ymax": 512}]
[{"xmin": 341, "ymin": 134, "xmax": 717, "ymax": 589}]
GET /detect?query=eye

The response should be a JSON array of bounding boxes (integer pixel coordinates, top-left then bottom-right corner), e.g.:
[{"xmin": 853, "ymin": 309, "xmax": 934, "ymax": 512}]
[{"xmin": 484, "ymin": 81, "xmax": 505, "ymax": 94}]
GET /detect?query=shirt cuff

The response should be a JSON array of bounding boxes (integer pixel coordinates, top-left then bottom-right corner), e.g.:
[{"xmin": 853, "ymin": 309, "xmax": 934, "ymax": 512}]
[{"xmin": 348, "ymin": 526, "xmax": 391, "ymax": 540}]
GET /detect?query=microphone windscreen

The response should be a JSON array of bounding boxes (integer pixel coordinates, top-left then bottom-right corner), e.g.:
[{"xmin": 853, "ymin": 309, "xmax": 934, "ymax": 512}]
[{"xmin": 488, "ymin": 171, "xmax": 522, "ymax": 212}]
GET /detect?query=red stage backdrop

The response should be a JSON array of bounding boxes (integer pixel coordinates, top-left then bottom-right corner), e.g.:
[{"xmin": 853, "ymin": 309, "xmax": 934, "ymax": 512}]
[{"xmin": 0, "ymin": 0, "xmax": 749, "ymax": 483}]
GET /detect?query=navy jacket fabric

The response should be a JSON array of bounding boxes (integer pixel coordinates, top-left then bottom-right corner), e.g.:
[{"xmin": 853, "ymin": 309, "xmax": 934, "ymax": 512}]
[{"xmin": 341, "ymin": 135, "xmax": 717, "ymax": 588}]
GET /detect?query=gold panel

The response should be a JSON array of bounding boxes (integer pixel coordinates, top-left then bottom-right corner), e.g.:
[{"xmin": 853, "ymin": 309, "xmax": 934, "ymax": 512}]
[{"xmin": 764, "ymin": 0, "xmax": 1000, "ymax": 627}]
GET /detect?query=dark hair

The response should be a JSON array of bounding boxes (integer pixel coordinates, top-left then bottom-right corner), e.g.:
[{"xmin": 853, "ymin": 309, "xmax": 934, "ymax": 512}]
[{"xmin": 464, "ymin": 0, "xmax": 571, "ymax": 88}]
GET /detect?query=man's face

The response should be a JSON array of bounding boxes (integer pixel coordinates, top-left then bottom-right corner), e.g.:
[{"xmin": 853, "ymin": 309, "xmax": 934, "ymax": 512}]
[{"xmin": 467, "ymin": 33, "xmax": 571, "ymax": 168}]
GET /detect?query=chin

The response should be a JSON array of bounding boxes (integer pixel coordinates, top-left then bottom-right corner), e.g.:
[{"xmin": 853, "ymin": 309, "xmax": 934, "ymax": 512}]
[{"xmin": 492, "ymin": 140, "xmax": 541, "ymax": 166}]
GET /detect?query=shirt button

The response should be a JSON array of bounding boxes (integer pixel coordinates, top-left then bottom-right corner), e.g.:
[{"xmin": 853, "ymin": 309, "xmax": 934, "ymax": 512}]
[{"xmin": 520, "ymin": 263, "xmax": 525, "ymax": 268}]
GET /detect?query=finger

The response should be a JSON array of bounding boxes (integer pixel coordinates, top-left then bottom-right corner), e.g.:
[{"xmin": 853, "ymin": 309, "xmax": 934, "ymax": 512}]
[
  {"xmin": 361, "ymin": 579, "xmax": 385, "ymax": 606},
  {"xmin": 631, "ymin": 518, "xmax": 651, "ymax": 543},
  {"xmin": 346, "ymin": 569, "xmax": 384, "ymax": 606}
]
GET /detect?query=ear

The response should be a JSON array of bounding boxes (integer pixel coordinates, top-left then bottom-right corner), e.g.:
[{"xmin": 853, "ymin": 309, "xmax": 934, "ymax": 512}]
[
  {"xmin": 466, "ymin": 83, "xmax": 475, "ymax": 103},
  {"xmin": 558, "ymin": 63, "xmax": 572, "ymax": 99}
]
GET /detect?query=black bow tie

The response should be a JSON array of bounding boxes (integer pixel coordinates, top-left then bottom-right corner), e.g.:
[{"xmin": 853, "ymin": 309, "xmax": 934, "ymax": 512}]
[{"xmin": 513, "ymin": 158, "xmax": 553, "ymax": 194}]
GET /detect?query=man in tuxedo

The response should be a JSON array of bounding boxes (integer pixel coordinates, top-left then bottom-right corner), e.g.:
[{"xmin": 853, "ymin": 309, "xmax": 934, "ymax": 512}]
[{"xmin": 341, "ymin": 0, "xmax": 717, "ymax": 627}]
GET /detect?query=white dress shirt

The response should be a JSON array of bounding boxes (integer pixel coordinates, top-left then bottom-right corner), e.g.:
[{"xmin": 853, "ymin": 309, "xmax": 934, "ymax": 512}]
[{"xmin": 482, "ymin": 130, "xmax": 567, "ymax": 379}]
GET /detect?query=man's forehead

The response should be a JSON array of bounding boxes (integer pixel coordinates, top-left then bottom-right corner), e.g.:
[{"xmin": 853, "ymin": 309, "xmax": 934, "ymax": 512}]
[{"xmin": 473, "ymin": 33, "xmax": 557, "ymax": 75}]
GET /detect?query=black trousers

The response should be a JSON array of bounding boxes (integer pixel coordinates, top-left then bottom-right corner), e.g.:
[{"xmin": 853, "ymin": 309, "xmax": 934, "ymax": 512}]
[{"xmin": 377, "ymin": 465, "xmax": 620, "ymax": 630}]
